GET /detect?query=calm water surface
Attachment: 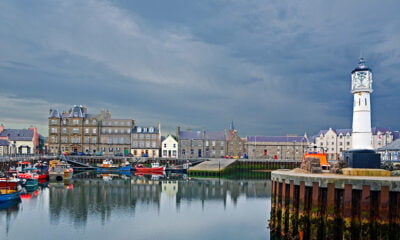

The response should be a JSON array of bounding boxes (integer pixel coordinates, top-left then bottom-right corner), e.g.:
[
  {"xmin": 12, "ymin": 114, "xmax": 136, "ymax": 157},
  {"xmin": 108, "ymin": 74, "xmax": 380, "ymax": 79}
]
[{"xmin": 0, "ymin": 172, "xmax": 271, "ymax": 240}]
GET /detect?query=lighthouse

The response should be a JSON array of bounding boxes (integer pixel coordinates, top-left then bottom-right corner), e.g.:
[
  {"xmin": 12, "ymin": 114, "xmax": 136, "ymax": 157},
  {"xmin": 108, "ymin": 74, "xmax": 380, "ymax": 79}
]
[
  {"xmin": 351, "ymin": 58, "xmax": 373, "ymax": 150},
  {"xmin": 345, "ymin": 58, "xmax": 380, "ymax": 169}
]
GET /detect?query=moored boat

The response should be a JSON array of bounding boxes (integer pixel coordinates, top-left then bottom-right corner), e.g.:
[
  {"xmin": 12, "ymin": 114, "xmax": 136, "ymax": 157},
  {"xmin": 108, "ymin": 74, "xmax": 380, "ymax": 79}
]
[
  {"xmin": 49, "ymin": 160, "xmax": 74, "ymax": 181},
  {"xmin": 0, "ymin": 177, "xmax": 21, "ymax": 202},
  {"xmin": 18, "ymin": 167, "xmax": 39, "ymax": 192},
  {"xmin": 134, "ymin": 162, "xmax": 165, "ymax": 173},
  {"xmin": 96, "ymin": 160, "xmax": 131, "ymax": 172}
]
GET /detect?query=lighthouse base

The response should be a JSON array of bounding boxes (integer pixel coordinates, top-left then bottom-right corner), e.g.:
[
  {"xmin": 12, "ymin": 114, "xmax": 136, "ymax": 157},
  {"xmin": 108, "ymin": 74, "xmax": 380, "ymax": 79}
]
[{"xmin": 344, "ymin": 150, "xmax": 381, "ymax": 169}]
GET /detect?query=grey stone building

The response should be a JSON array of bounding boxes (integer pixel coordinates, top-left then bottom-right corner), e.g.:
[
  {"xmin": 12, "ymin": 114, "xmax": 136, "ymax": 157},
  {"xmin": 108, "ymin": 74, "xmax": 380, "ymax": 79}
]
[
  {"xmin": 177, "ymin": 127, "xmax": 226, "ymax": 158},
  {"xmin": 245, "ymin": 135, "xmax": 308, "ymax": 160}
]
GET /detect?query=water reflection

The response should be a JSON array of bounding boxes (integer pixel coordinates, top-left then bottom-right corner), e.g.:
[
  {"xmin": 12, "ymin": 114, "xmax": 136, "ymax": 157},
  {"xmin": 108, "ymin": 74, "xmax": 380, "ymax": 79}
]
[{"xmin": 0, "ymin": 171, "xmax": 271, "ymax": 240}]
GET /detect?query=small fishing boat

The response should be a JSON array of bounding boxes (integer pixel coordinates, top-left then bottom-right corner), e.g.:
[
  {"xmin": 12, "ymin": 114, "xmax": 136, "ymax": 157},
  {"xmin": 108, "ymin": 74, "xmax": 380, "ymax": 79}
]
[
  {"xmin": 96, "ymin": 160, "xmax": 131, "ymax": 172},
  {"xmin": 0, "ymin": 177, "xmax": 21, "ymax": 202},
  {"xmin": 134, "ymin": 162, "xmax": 165, "ymax": 173},
  {"xmin": 0, "ymin": 189, "xmax": 21, "ymax": 202},
  {"xmin": 49, "ymin": 160, "xmax": 74, "ymax": 181},
  {"xmin": 34, "ymin": 161, "xmax": 49, "ymax": 180},
  {"xmin": 0, "ymin": 175, "xmax": 21, "ymax": 189},
  {"xmin": 18, "ymin": 167, "xmax": 39, "ymax": 192}
]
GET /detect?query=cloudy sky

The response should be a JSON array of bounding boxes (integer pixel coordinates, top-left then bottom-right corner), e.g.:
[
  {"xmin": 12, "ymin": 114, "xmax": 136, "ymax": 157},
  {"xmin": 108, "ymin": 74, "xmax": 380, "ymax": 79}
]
[{"xmin": 0, "ymin": 0, "xmax": 399, "ymax": 137}]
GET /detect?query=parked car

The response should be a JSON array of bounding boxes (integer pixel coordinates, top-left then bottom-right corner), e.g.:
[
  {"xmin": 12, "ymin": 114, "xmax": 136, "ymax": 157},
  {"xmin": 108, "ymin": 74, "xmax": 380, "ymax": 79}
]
[
  {"xmin": 78, "ymin": 152, "xmax": 84, "ymax": 156},
  {"xmin": 114, "ymin": 153, "xmax": 123, "ymax": 156},
  {"xmin": 95, "ymin": 152, "xmax": 104, "ymax": 156}
]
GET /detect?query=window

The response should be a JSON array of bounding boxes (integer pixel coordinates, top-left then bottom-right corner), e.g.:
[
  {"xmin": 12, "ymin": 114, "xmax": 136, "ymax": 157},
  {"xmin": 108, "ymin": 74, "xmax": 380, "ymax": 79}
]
[
  {"xmin": 51, "ymin": 119, "xmax": 58, "ymax": 124},
  {"xmin": 61, "ymin": 137, "xmax": 68, "ymax": 143},
  {"xmin": 133, "ymin": 141, "xmax": 138, "ymax": 148},
  {"xmin": 85, "ymin": 137, "xmax": 90, "ymax": 143},
  {"xmin": 85, "ymin": 119, "xmax": 89, "ymax": 124},
  {"xmin": 172, "ymin": 150, "xmax": 176, "ymax": 156},
  {"xmin": 163, "ymin": 150, "xmax": 167, "ymax": 156},
  {"xmin": 182, "ymin": 149, "xmax": 186, "ymax": 155},
  {"xmin": 114, "ymin": 129, "xmax": 118, "ymax": 134},
  {"xmin": 51, "ymin": 128, "xmax": 57, "ymax": 133},
  {"xmin": 73, "ymin": 119, "xmax": 79, "ymax": 125},
  {"xmin": 152, "ymin": 134, "xmax": 156, "ymax": 139},
  {"xmin": 127, "ymin": 129, "xmax": 131, "ymax": 134},
  {"xmin": 93, "ymin": 120, "xmax": 97, "ymax": 125},
  {"xmin": 101, "ymin": 129, "xmax": 105, "ymax": 134},
  {"xmin": 72, "ymin": 128, "xmax": 79, "ymax": 134},
  {"xmin": 198, "ymin": 141, "xmax": 202, "ymax": 147},
  {"xmin": 108, "ymin": 129, "xmax": 112, "ymax": 134},
  {"xmin": 346, "ymin": 142, "xmax": 350, "ymax": 146},
  {"xmin": 109, "ymin": 148, "xmax": 113, "ymax": 152},
  {"xmin": 164, "ymin": 143, "xmax": 167, "ymax": 148},
  {"xmin": 149, "ymin": 127, "xmax": 154, "ymax": 133},
  {"xmin": 93, "ymin": 128, "xmax": 97, "ymax": 134},
  {"xmin": 146, "ymin": 134, "xmax": 150, "ymax": 139},
  {"xmin": 206, "ymin": 141, "xmax": 209, "ymax": 147},
  {"xmin": 63, "ymin": 119, "xmax": 67, "ymax": 125},
  {"xmin": 85, "ymin": 128, "xmax": 89, "ymax": 134},
  {"xmin": 151, "ymin": 142, "xmax": 156, "ymax": 148},
  {"xmin": 212, "ymin": 141, "xmax": 216, "ymax": 146},
  {"xmin": 182, "ymin": 141, "xmax": 186, "ymax": 146},
  {"xmin": 173, "ymin": 144, "xmax": 176, "ymax": 148},
  {"xmin": 92, "ymin": 137, "xmax": 97, "ymax": 143},
  {"xmin": 221, "ymin": 142, "xmax": 224, "ymax": 146},
  {"xmin": 145, "ymin": 141, "xmax": 150, "ymax": 148},
  {"xmin": 62, "ymin": 128, "xmax": 67, "ymax": 134}
]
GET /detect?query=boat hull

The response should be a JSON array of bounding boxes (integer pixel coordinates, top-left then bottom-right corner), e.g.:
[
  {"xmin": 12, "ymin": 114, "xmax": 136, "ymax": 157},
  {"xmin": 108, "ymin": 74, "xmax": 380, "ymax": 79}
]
[
  {"xmin": 96, "ymin": 165, "xmax": 131, "ymax": 172},
  {"xmin": 134, "ymin": 167, "xmax": 165, "ymax": 173},
  {"xmin": 0, "ymin": 190, "xmax": 21, "ymax": 202}
]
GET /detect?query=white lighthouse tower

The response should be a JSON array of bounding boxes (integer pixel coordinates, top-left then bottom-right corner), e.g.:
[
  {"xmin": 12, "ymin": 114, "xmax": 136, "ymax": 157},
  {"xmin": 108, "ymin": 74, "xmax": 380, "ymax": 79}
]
[{"xmin": 351, "ymin": 58, "xmax": 373, "ymax": 150}]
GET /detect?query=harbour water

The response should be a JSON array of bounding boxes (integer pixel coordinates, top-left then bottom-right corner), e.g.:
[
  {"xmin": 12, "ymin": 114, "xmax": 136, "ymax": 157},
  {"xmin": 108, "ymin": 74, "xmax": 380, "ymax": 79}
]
[{"xmin": 0, "ymin": 172, "xmax": 271, "ymax": 240}]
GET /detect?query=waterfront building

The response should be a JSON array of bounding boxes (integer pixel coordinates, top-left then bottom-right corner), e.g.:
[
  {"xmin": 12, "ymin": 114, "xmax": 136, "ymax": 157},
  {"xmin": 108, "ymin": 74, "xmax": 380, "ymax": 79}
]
[
  {"xmin": 177, "ymin": 127, "xmax": 226, "ymax": 158},
  {"xmin": 314, "ymin": 128, "xmax": 397, "ymax": 161},
  {"xmin": 245, "ymin": 135, "xmax": 308, "ymax": 160},
  {"xmin": 161, "ymin": 135, "xmax": 178, "ymax": 158},
  {"xmin": 0, "ymin": 139, "xmax": 9, "ymax": 156},
  {"xmin": 226, "ymin": 122, "xmax": 245, "ymax": 157},
  {"xmin": 48, "ymin": 105, "xmax": 134, "ymax": 155},
  {"xmin": 131, "ymin": 124, "xmax": 161, "ymax": 158},
  {"xmin": 0, "ymin": 125, "xmax": 39, "ymax": 154}
]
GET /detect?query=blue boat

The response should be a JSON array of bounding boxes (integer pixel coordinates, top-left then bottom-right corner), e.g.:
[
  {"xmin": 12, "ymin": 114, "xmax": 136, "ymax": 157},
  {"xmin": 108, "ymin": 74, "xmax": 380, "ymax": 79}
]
[
  {"xmin": 96, "ymin": 160, "xmax": 131, "ymax": 172},
  {"xmin": 96, "ymin": 165, "xmax": 131, "ymax": 172},
  {"xmin": 0, "ymin": 190, "xmax": 21, "ymax": 202}
]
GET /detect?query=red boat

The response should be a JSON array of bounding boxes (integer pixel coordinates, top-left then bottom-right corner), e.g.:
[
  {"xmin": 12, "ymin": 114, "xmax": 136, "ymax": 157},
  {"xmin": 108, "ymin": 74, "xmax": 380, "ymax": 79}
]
[
  {"xmin": 134, "ymin": 163, "xmax": 165, "ymax": 173},
  {"xmin": 0, "ymin": 176, "xmax": 20, "ymax": 189}
]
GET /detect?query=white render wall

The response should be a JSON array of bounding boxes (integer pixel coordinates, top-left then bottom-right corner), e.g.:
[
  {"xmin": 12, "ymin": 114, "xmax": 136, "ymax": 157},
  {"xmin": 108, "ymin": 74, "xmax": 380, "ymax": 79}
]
[
  {"xmin": 352, "ymin": 92, "xmax": 373, "ymax": 149},
  {"xmin": 162, "ymin": 135, "xmax": 178, "ymax": 158}
]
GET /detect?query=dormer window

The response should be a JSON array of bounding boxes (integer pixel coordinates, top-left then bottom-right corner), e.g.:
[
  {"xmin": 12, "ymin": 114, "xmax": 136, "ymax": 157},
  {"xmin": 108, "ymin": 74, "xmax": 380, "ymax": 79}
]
[
  {"xmin": 137, "ymin": 127, "xmax": 142, "ymax": 133},
  {"xmin": 149, "ymin": 127, "xmax": 154, "ymax": 133}
]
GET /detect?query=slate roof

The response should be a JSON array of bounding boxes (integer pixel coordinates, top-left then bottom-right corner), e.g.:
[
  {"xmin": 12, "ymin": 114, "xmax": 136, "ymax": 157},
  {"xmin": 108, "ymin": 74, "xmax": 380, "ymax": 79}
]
[
  {"xmin": 372, "ymin": 127, "xmax": 391, "ymax": 135},
  {"xmin": 318, "ymin": 128, "xmax": 391, "ymax": 136},
  {"xmin": 247, "ymin": 136, "xmax": 308, "ymax": 143},
  {"xmin": 132, "ymin": 126, "xmax": 159, "ymax": 134},
  {"xmin": 179, "ymin": 130, "xmax": 203, "ymax": 140},
  {"xmin": 204, "ymin": 131, "xmax": 225, "ymax": 140},
  {"xmin": 378, "ymin": 139, "xmax": 400, "ymax": 151},
  {"xmin": 49, "ymin": 109, "xmax": 62, "ymax": 118},
  {"xmin": 0, "ymin": 129, "xmax": 33, "ymax": 141},
  {"xmin": 0, "ymin": 139, "xmax": 9, "ymax": 146}
]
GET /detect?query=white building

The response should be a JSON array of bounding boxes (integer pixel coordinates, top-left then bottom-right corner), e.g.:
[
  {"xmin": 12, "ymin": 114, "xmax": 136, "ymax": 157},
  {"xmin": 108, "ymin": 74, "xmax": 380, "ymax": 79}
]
[
  {"xmin": 161, "ymin": 135, "xmax": 178, "ymax": 158},
  {"xmin": 313, "ymin": 127, "xmax": 396, "ymax": 161}
]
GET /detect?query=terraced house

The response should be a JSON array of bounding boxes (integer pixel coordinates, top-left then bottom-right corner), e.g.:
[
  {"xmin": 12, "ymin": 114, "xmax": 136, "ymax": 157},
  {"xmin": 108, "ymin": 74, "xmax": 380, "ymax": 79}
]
[
  {"xmin": 131, "ymin": 124, "xmax": 161, "ymax": 158},
  {"xmin": 176, "ymin": 127, "xmax": 226, "ymax": 158},
  {"xmin": 48, "ymin": 105, "xmax": 134, "ymax": 155}
]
